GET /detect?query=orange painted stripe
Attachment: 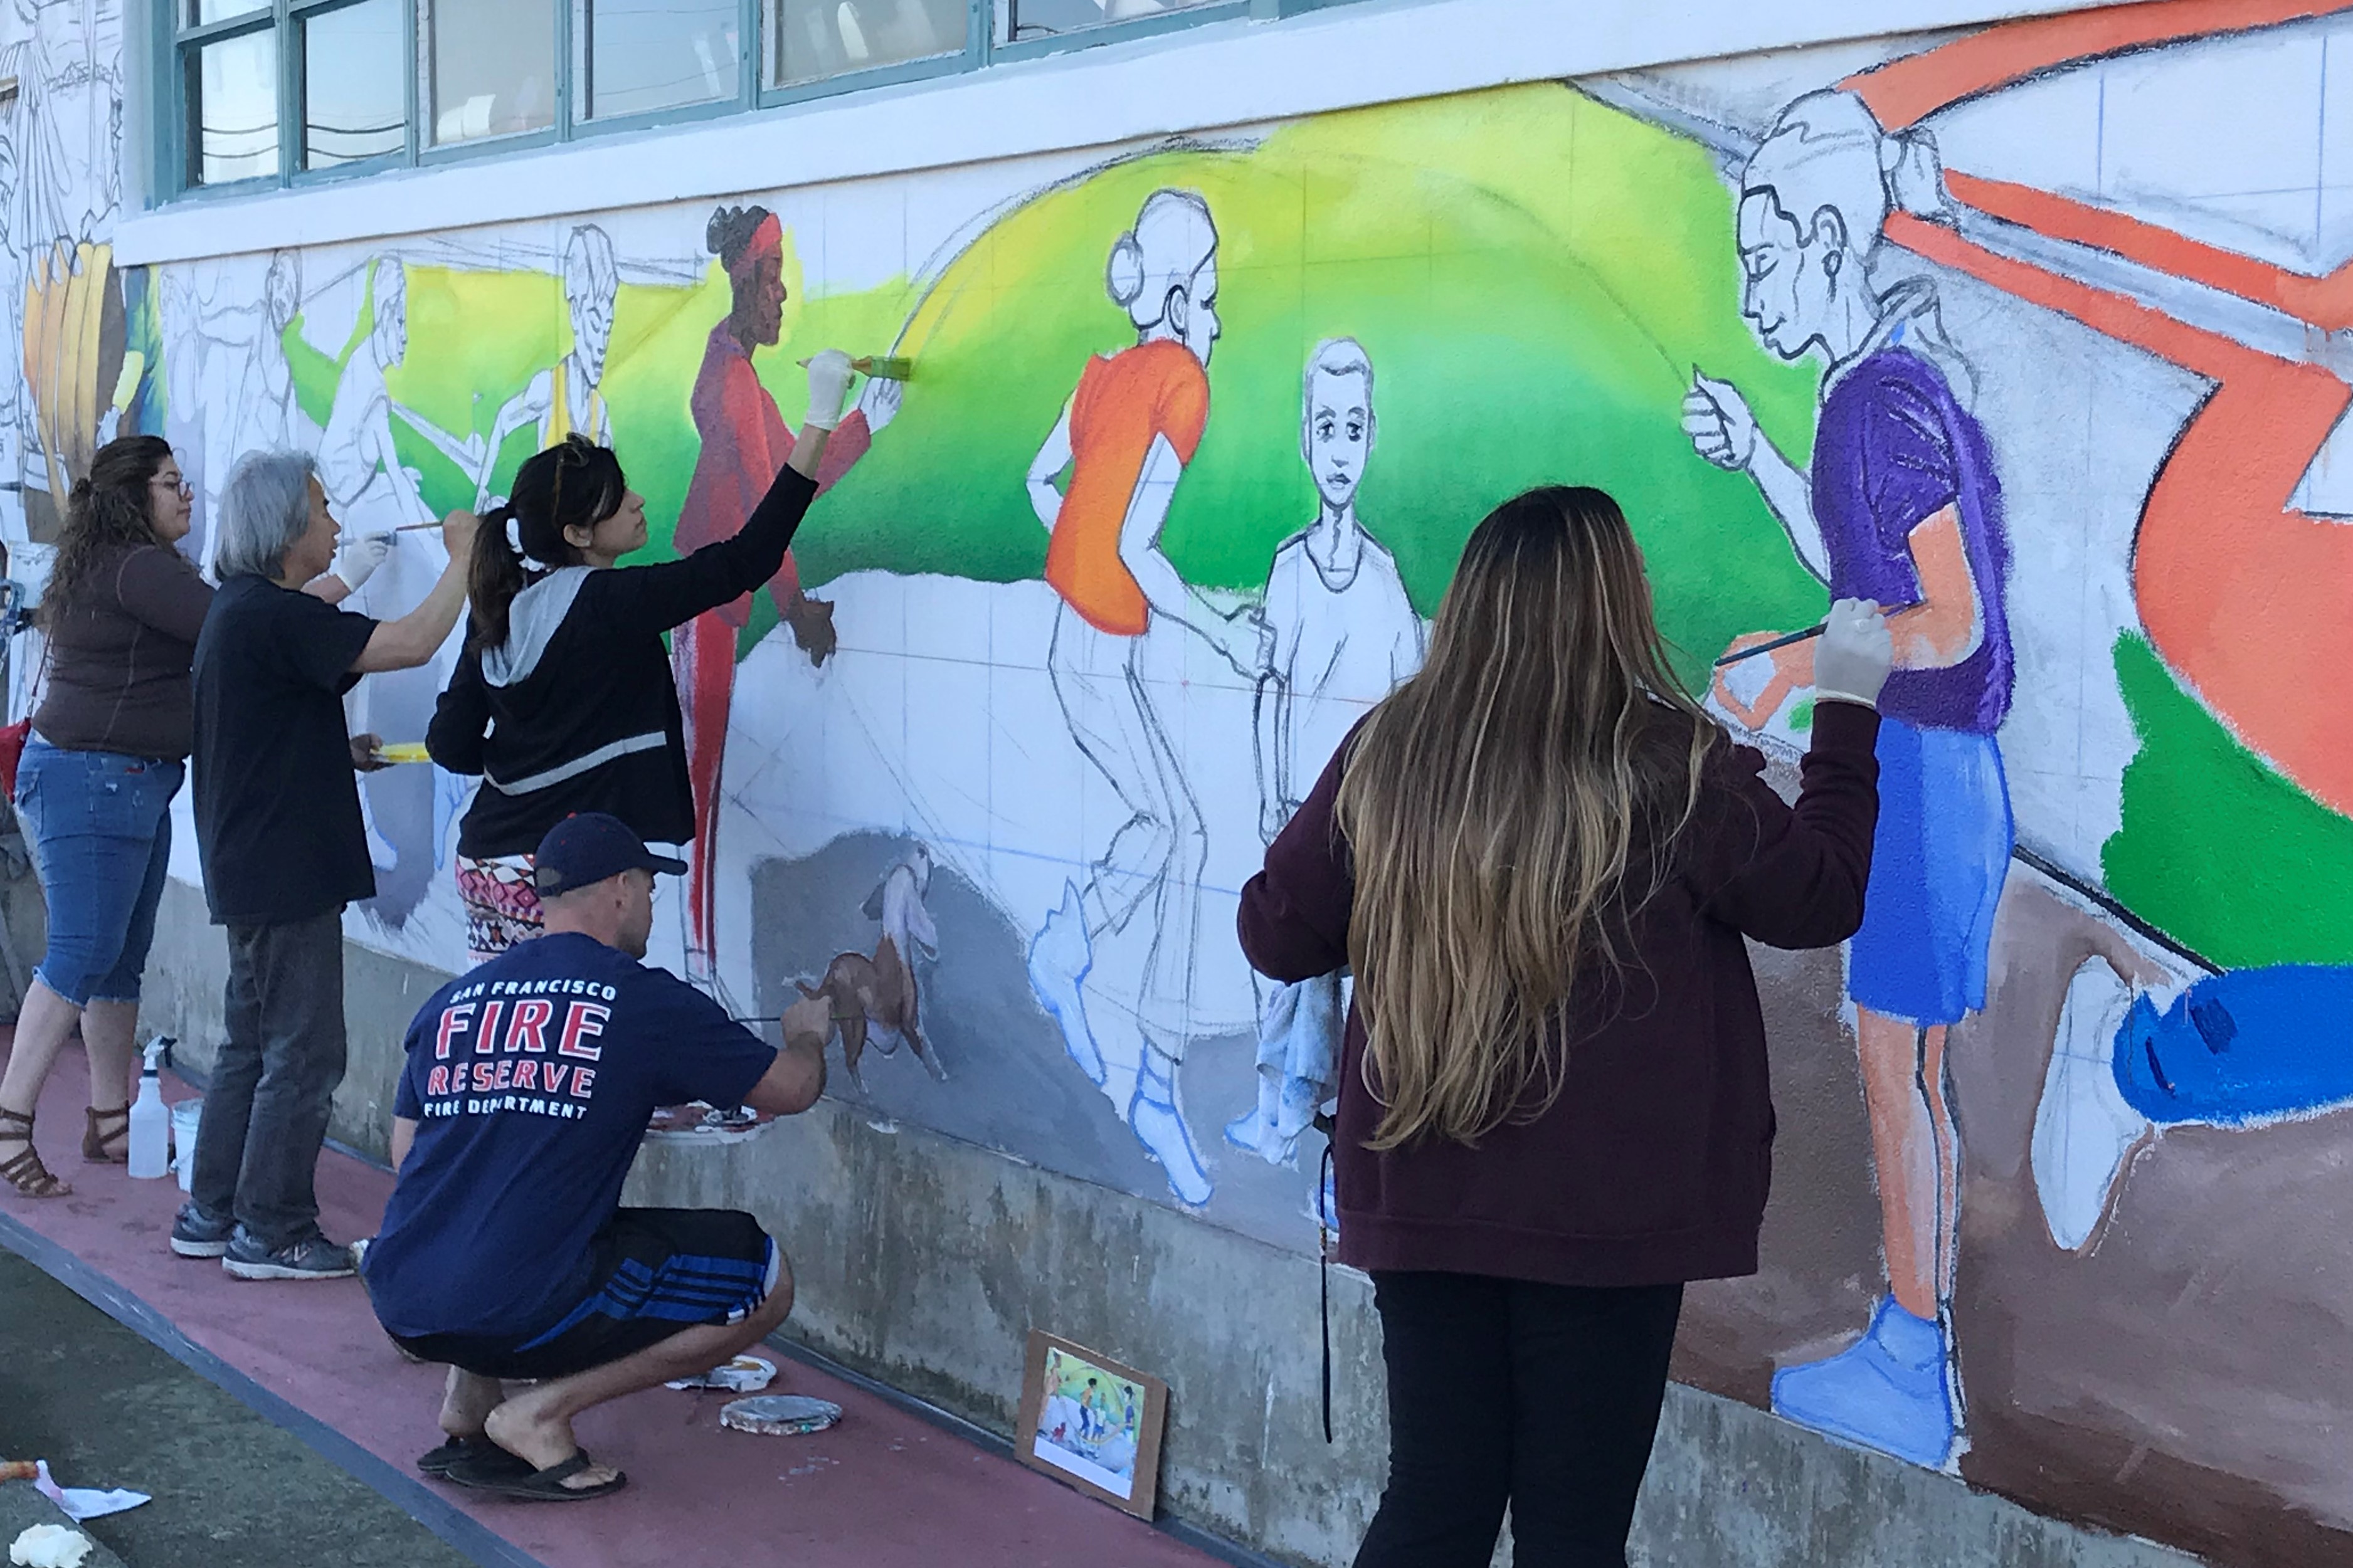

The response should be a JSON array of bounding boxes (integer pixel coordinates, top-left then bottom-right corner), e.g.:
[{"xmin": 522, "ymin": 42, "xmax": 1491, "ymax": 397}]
[
  {"xmin": 1945, "ymin": 170, "xmax": 2353, "ymax": 330},
  {"xmin": 1888, "ymin": 211, "xmax": 2353, "ymax": 814},
  {"xmin": 1846, "ymin": 0, "xmax": 2353, "ymax": 129}
]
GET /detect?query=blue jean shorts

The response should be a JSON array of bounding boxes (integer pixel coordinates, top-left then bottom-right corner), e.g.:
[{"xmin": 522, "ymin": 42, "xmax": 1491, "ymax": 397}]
[{"xmin": 12, "ymin": 734, "xmax": 184, "ymax": 1007}]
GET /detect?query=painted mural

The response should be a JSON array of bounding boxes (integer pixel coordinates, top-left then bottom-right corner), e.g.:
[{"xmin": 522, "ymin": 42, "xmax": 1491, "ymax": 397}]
[{"xmin": 8, "ymin": 1, "xmax": 2353, "ymax": 1562}]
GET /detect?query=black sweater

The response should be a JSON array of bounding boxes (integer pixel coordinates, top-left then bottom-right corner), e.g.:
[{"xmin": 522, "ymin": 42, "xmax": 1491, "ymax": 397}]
[{"xmin": 428, "ymin": 464, "xmax": 818, "ymax": 860}]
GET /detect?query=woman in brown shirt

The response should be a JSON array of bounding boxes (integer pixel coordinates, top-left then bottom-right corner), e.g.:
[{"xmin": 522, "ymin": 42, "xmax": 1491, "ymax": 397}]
[
  {"xmin": 0, "ymin": 436, "xmax": 374, "ymax": 1196},
  {"xmin": 1238, "ymin": 487, "xmax": 1893, "ymax": 1567}
]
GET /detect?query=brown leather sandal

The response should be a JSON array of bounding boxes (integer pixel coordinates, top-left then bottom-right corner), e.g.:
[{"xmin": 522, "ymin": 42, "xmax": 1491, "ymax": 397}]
[
  {"xmin": 0, "ymin": 1107, "xmax": 71, "ymax": 1197},
  {"xmin": 83, "ymin": 1105, "xmax": 131, "ymax": 1164}
]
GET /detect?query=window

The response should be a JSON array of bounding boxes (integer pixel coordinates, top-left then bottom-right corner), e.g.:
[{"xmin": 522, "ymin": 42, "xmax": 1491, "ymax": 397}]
[
  {"xmin": 770, "ymin": 0, "xmax": 965, "ymax": 88},
  {"xmin": 584, "ymin": 0, "xmax": 742, "ymax": 120},
  {"xmin": 186, "ymin": 23, "xmax": 277, "ymax": 186},
  {"xmin": 176, "ymin": 0, "xmax": 416, "ymax": 188},
  {"xmin": 164, "ymin": 0, "xmax": 1343, "ymax": 201},
  {"xmin": 425, "ymin": 0, "xmax": 558, "ymax": 146},
  {"xmin": 303, "ymin": 0, "xmax": 405, "ymax": 169}
]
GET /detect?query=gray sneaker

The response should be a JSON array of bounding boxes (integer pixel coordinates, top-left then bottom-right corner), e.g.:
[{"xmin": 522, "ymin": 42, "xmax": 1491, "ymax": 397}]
[
  {"xmin": 169, "ymin": 1202, "xmax": 236, "ymax": 1258},
  {"xmin": 223, "ymin": 1227, "xmax": 356, "ymax": 1281}
]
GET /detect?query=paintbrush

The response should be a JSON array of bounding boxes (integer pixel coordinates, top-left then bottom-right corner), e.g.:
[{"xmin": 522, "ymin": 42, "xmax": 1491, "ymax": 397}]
[
  {"xmin": 1713, "ymin": 602, "xmax": 1919, "ymax": 667},
  {"xmin": 796, "ymin": 354, "xmax": 913, "ymax": 381}
]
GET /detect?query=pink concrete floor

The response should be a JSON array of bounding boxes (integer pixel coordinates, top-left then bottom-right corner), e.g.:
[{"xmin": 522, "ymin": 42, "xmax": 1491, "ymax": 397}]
[{"xmin": 0, "ymin": 1034, "xmax": 1219, "ymax": 1568}]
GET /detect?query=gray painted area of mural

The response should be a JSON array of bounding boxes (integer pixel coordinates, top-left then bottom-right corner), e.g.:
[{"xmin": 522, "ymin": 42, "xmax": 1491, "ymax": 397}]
[{"xmin": 135, "ymin": 878, "xmax": 2200, "ymax": 1567}]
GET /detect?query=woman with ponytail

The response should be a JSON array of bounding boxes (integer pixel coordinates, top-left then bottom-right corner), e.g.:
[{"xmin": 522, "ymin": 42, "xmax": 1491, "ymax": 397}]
[
  {"xmin": 1681, "ymin": 89, "xmax": 2013, "ymax": 1470},
  {"xmin": 0, "ymin": 437, "xmax": 381, "ymax": 1196},
  {"xmin": 1240, "ymin": 488, "xmax": 1893, "ymax": 1566},
  {"xmin": 426, "ymin": 350, "xmax": 861, "ymax": 967}
]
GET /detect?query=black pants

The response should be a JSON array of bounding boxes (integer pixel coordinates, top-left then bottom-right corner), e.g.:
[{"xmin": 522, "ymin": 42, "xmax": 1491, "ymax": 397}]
[
  {"xmin": 190, "ymin": 910, "xmax": 348, "ymax": 1249},
  {"xmin": 1355, "ymin": 1271, "xmax": 1684, "ymax": 1568}
]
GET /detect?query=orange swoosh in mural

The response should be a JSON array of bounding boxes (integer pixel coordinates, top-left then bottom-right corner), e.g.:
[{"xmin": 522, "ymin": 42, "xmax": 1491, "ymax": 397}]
[{"xmin": 1843, "ymin": 0, "xmax": 2353, "ymax": 816}]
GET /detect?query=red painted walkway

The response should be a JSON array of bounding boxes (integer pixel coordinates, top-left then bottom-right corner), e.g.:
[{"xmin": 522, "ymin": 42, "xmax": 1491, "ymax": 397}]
[{"xmin": 0, "ymin": 1035, "xmax": 1220, "ymax": 1568}]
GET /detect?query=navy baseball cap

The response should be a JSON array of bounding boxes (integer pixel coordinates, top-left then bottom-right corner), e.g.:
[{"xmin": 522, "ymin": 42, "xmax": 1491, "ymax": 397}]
[{"xmin": 532, "ymin": 813, "xmax": 687, "ymax": 898}]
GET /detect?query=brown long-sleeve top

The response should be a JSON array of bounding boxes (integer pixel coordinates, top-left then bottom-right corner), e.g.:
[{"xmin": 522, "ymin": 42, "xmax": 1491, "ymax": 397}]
[
  {"xmin": 1237, "ymin": 698, "xmax": 1882, "ymax": 1288},
  {"xmin": 34, "ymin": 543, "xmax": 214, "ymax": 762}
]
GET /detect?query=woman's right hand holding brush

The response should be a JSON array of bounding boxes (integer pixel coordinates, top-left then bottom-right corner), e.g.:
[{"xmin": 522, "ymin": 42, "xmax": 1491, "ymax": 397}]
[{"xmin": 1812, "ymin": 597, "xmax": 1895, "ymax": 711}]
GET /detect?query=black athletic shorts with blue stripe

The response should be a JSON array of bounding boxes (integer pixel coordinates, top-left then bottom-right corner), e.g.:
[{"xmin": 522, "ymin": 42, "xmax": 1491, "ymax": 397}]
[{"xmin": 388, "ymin": 1208, "xmax": 779, "ymax": 1381}]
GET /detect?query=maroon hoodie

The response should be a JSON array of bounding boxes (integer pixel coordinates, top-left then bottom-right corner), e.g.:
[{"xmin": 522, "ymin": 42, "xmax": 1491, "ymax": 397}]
[{"xmin": 1237, "ymin": 700, "xmax": 1881, "ymax": 1288}]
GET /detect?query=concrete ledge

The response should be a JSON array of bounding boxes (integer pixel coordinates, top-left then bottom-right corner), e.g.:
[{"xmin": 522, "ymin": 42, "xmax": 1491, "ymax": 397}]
[{"xmin": 135, "ymin": 881, "xmax": 2206, "ymax": 1567}]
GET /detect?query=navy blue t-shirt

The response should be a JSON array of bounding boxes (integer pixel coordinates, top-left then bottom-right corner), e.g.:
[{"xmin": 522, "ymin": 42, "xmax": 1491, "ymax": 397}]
[{"xmin": 364, "ymin": 932, "xmax": 776, "ymax": 1339}]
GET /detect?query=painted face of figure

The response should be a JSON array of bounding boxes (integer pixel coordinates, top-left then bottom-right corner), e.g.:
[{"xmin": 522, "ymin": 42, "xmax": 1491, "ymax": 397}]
[
  {"xmin": 571, "ymin": 278, "xmax": 616, "ymax": 386},
  {"xmin": 1737, "ymin": 190, "xmax": 1839, "ymax": 362},
  {"xmin": 736, "ymin": 253, "xmax": 786, "ymax": 348},
  {"xmin": 283, "ymin": 475, "xmax": 341, "ymax": 585},
  {"xmin": 147, "ymin": 455, "xmax": 193, "ymax": 545},
  {"xmin": 1303, "ymin": 365, "xmax": 1373, "ymax": 513},
  {"xmin": 265, "ymin": 255, "xmax": 299, "ymax": 339},
  {"xmin": 375, "ymin": 271, "xmax": 409, "ymax": 367},
  {"xmin": 1175, "ymin": 256, "xmax": 1221, "ymax": 367}
]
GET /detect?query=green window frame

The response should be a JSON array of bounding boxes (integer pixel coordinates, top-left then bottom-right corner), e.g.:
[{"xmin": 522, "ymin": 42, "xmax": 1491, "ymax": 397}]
[{"xmin": 157, "ymin": 0, "xmax": 1352, "ymax": 203}]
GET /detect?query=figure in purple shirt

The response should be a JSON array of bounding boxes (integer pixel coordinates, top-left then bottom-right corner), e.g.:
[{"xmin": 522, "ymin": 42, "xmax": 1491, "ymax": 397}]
[{"xmin": 1683, "ymin": 91, "xmax": 2009, "ymax": 1470}]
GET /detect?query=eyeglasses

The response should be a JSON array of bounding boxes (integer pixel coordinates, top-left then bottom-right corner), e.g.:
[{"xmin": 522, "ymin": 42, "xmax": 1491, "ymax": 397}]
[{"xmin": 151, "ymin": 474, "xmax": 191, "ymax": 499}]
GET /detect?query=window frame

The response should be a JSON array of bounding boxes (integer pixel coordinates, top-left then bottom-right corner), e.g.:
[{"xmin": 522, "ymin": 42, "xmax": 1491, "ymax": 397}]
[
  {"xmin": 991, "ymin": 0, "xmax": 1251, "ymax": 63},
  {"xmin": 156, "ymin": 0, "xmax": 1355, "ymax": 204}
]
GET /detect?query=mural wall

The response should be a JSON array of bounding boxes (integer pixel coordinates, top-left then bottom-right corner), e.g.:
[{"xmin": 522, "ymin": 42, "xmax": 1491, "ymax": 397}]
[{"xmin": 8, "ymin": 2, "xmax": 2353, "ymax": 1562}]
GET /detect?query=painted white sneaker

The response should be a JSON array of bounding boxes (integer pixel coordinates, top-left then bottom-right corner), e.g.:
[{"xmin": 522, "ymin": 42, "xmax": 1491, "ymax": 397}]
[
  {"xmin": 1027, "ymin": 883, "xmax": 1105, "ymax": 1085},
  {"xmin": 2031, "ymin": 955, "xmax": 2154, "ymax": 1253},
  {"xmin": 1129, "ymin": 1087, "xmax": 1214, "ymax": 1207}
]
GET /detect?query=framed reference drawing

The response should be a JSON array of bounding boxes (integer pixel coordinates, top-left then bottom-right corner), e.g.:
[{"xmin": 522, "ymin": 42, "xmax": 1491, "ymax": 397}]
[{"xmin": 1017, "ymin": 1330, "xmax": 1170, "ymax": 1519}]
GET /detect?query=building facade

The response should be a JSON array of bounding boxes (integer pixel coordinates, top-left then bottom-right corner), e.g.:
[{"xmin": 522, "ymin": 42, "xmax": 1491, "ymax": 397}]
[{"xmin": 6, "ymin": 0, "xmax": 2349, "ymax": 1562}]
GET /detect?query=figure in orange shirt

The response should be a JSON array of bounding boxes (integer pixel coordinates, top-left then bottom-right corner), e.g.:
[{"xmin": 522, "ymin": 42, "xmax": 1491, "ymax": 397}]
[{"xmin": 1024, "ymin": 189, "xmax": 1268, "ymax": 1206}]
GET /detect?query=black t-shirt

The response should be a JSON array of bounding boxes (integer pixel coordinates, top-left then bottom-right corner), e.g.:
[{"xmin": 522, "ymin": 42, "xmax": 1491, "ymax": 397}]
[{"xmin": 192, "ymin": 576, "xmax": 380, "ymax": 927}]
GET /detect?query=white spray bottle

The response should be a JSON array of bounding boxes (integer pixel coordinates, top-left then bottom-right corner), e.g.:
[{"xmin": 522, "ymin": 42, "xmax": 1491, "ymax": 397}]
[{"xmin": 127, "ymin": 1037, "xmax": 170, "ymax": 1180}]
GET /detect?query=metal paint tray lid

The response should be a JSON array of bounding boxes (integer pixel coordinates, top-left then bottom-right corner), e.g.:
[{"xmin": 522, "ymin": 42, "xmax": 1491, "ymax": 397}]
[{"xmin": 719, "ymin": 1394, "xmax": 843, "ymax": 1436}]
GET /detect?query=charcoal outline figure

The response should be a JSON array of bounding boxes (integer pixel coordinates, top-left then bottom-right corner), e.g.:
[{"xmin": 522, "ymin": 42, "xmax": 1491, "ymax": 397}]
[
  {"xmin": 1022, "ymin": 187, "xmax": 1269, "ymax": 1208},
  {"xmin": 1228, "ymin": 336, "xmax": 1422, "ymax": 1174}
]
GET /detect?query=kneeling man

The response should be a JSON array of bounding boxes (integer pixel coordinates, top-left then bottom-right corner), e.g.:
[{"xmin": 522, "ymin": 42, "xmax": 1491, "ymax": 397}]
[{"xmin": 361, "ymin": 812, "xmax": 825, "ymax": 1500}]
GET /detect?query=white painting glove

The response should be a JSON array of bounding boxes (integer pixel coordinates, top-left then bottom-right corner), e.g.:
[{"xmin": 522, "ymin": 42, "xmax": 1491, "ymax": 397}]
[
  {"xmin": 334, "ymin": 531, "xmax": 395, "ymax": 595},
  {"xmin": 803, "ymin": 349, "xmax": 856, "ymax": 431},
  {"xmin": 1812, "ymin": 597, "xmax": 1895, "ymax": 710}
]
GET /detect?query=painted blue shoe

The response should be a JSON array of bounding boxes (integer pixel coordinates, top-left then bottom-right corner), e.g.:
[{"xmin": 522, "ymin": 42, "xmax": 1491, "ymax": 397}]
[
  {"xmin": 1129, "ymin": 1085, "xmax": 1214, "ymax": 1207},
  {"xmin": 1027, "ymin": 881, "xmax": 1104, "ymax": 1085},
  {"xmin": 1770, "ymin": 1299, "xmax": 1956, "ymax": 1469}
]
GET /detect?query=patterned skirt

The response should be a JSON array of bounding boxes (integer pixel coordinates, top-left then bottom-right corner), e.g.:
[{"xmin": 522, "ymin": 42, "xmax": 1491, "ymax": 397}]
[{"xmin": 455, "ymin": 853, "xmax": 543, "ymax": 969}]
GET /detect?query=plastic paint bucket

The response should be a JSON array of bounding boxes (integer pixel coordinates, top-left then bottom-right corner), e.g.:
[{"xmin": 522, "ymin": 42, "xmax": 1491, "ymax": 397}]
[{"xmin": 170, "ymin": 1098, "xmax": 201, "ymax": 1192}]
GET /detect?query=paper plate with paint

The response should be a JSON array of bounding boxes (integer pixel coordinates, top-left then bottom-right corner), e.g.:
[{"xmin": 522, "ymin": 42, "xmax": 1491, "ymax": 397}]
[{"xmin": 719, "ymin": 1394, "xmax": 842, "ymax": 1436}]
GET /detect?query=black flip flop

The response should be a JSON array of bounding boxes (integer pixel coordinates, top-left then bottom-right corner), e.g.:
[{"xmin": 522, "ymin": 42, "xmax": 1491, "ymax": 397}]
[
  {"xmin": 417, "ymin": 1436, "xmax": 532, "ymax": 1480},
  {"xmin": 448, "ymin": 1448, "xmax": 627, "ymax": 1502}
]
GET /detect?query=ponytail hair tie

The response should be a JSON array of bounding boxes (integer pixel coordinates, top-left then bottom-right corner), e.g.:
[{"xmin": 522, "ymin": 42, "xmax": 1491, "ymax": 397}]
[{"xmin": 1880, "ymin": 127, "xmax": 1950, "ymax": 223}]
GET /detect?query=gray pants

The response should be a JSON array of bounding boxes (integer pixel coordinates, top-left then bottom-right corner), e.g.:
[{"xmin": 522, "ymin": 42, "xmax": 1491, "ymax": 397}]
[{"xmin": 190, "ymin": 909, "xmax": 347, "ymax": 1250}]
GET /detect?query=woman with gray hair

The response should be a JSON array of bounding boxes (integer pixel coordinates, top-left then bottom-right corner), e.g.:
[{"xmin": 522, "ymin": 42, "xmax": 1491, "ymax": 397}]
[{"xmin": 172, "ymin": 449, "xmax": 477, "ymax": 1281}]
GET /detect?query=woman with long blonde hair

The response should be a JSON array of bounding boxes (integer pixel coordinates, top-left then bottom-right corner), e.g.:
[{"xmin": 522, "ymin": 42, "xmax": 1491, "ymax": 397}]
[{"xmin": 1240, "ymin": 486, "xmax": 1891, "ymax": 1566}]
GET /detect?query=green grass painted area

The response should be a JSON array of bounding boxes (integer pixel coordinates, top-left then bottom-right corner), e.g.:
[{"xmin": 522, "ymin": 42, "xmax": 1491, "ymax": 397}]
[{"xmin": 2106, "ymin": 632, "xmax": 2353, "ymax": 967}]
